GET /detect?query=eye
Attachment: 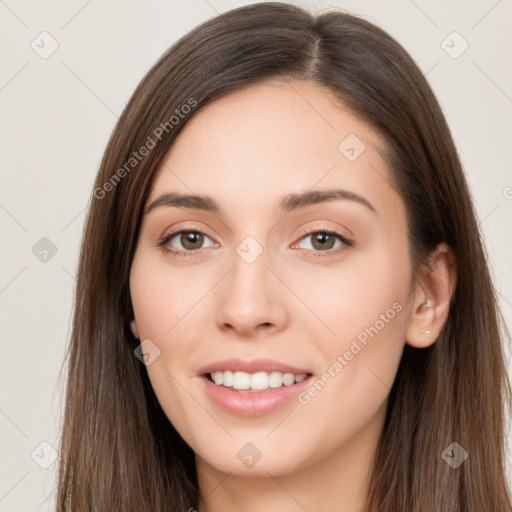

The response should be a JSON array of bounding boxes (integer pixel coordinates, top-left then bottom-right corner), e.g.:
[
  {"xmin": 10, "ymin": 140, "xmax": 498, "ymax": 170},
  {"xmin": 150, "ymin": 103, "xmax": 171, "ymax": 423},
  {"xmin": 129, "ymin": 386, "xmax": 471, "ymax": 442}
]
[
  {"xmin": 292, "ymin": 227, "xmax": 353, "ymax": 256},
  {"xmin": 158, "ymin": 229, "xmax": 217, "ymax": 257},
  {"xmin": 157, "ymin": 226, "xmax": 353, "ymax": 258}
]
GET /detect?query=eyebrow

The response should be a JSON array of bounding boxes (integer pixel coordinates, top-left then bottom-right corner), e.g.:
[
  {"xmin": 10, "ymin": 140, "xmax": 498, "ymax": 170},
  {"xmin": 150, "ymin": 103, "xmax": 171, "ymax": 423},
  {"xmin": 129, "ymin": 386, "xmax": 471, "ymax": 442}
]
[{"xmin": 144, "ymin": 188, "xmax": 377, "ymax": 215}]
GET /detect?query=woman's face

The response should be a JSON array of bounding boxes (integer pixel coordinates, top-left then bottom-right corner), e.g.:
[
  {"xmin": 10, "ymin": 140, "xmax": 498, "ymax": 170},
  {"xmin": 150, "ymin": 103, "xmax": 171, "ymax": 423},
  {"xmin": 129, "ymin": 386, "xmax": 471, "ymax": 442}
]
[{"xmin": 129, "ymin": 79, "xmax": 416, "ymax": 478}]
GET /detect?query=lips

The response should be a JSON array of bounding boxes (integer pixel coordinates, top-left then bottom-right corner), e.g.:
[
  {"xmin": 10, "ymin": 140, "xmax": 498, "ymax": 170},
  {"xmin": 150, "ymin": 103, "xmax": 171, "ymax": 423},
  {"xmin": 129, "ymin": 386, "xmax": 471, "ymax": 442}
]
[
  {"xmin": 197, "ymin": 358, "xmax": 313, "ymax": 416},
  {"xmin": 198, "ymin": 357, "xmax": 311, "ymax": 376}
]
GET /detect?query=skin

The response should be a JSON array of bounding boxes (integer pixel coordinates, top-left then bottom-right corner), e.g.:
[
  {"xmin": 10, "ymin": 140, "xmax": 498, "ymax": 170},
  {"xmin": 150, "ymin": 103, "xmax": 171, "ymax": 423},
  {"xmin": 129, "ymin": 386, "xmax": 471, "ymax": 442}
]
[{"xmin": 129, "ymin": 79, "xmax": 457, "ymax": 512}]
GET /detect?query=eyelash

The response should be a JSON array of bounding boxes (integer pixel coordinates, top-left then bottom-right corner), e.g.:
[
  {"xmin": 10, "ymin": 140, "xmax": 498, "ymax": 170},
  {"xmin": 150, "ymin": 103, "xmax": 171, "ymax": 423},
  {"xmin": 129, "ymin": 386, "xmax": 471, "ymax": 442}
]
[{"xmin": 157, "ymin": 226, "xmax": 353, "ymax": 258}]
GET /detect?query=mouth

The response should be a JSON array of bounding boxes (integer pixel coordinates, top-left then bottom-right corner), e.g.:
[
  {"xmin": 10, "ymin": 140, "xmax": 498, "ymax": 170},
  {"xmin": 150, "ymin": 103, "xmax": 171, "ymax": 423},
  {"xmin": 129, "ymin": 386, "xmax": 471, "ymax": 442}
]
[
  {"xmin": 197, "ymin": 358, "xmax": 314, "ymax": 416},
  {"xmin": 204, "ymin": 370, "xmax": 311, "ymax": 392}
]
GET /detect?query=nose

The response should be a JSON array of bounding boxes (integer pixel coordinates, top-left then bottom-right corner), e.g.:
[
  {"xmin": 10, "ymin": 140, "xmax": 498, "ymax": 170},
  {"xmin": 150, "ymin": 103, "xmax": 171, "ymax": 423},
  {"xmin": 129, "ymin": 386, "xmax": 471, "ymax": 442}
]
[{"xmin": 214, "ymin": 248, "xmax": 288, "ymax": 338}]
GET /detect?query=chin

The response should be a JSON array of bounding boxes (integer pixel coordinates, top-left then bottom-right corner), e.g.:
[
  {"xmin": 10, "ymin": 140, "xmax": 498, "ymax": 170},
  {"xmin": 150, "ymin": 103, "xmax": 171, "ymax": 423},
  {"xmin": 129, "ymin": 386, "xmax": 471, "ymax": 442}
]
[{"xmin": 192, "ymin": 434, "xmax": 318, "ymax": 478}]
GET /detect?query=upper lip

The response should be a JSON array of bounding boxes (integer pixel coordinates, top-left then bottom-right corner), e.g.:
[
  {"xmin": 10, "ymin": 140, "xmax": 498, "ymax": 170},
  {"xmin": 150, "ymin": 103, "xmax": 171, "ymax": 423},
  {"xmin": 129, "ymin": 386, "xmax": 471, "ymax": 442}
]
[{"xmin": 198, "ymin": 358, "xmax": 312, "ymax": 376}]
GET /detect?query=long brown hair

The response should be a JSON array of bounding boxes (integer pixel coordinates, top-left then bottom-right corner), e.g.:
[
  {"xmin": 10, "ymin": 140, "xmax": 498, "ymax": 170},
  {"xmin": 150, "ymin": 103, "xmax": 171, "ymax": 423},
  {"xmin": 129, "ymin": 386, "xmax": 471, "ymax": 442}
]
[{"xmin": 56, "ymin": 3, "xmax": 512, "ymax": 510}]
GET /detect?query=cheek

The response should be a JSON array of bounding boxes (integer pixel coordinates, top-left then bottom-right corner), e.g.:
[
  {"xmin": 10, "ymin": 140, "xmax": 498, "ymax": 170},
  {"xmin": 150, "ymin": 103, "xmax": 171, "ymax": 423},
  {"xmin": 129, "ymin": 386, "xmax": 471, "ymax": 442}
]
[
  {"xmin": 129, "ymin": 253, "xmax": 206, "ymax": 341},
  {"xmin": 129, "ymin": 253, "xmax": 213, "ymax": 418},
  {"xmin": 301, "ymin": 239, "xmax": 411, "ymax": 349},
  {"xmin": 291, "ymin": 288, "xmax": 407, "ymax": 467},
  {"xmin": 302, "ymin": 238, "xmax": 411, "ymax": 414}
]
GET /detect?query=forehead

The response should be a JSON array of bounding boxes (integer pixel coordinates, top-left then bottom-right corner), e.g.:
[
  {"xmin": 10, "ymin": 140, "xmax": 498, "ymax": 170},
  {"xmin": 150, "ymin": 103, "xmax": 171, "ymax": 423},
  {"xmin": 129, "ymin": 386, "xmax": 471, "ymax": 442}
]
[{"xmin": 147, "ymin": 79, "xmax": 399, "ymax": 219}]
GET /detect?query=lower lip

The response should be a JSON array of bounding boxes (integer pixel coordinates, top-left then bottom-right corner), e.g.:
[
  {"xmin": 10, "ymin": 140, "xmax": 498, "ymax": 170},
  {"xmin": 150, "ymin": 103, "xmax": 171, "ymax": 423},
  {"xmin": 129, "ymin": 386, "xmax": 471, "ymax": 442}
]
[{"xmin": 200, "ymin": 375, "xmax": 313, "ymax": 417}]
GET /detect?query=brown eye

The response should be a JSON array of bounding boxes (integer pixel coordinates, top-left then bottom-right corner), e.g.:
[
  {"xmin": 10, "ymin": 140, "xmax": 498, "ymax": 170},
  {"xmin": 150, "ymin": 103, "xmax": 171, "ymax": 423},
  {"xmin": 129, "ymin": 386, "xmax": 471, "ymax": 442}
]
[
  {"xmin": 158, "ymin": 229, "xmax": 217, "ymax": 256},
  {"xmin": 292, "ymin": 228, "xmax": 353, "ymax": 257},
  {"xmin": 310, "ymin": 232, "xmax": 337, "ymax": 251},
  {"xmin": 179, "ymin": 231, "xmax": 204, "ymax": 250}
]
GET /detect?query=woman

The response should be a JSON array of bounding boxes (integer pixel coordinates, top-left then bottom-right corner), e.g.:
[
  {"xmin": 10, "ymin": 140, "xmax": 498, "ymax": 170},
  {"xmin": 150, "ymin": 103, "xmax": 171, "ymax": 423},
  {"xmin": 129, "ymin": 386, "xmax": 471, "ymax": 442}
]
[{"xmin": 56, "ymin": 3, "xmax": 512, "ymax": 511}]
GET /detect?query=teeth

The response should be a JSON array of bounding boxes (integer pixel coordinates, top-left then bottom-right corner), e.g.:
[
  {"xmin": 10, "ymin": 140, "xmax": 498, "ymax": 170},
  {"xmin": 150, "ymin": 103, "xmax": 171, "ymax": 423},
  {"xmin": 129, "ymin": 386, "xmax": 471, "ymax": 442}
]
[
  {"xmin": 222, "ymin": 370, "xmax": 233, "ymax": 387},
  {"xmin": 209, "ymin": 370, "xmax": 308, "ymax": 391},
  {"xmin": 233, "ymin": 371, "xmax": 250, "ymax": 390},
  {"xmin": 250, "ymin": 371, "xmax": 268, "ymax": 390},
  {"xmin": 283, "ymin": 373, "xmax": 295, "ymax": 386},
  {"xmin": 269, "ymin": 371, "xmax": 283, "ymax": 388}
]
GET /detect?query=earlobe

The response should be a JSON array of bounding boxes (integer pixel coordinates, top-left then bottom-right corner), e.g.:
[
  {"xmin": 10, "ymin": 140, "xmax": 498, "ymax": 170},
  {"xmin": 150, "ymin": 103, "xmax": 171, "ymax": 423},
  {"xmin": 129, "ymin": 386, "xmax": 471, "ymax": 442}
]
[
  {"xmin": 130, "ymin": 319, "xmax": 140, "ymax": 339},
  {"xmin": 405, "ymin": 243, "xmax": 458, "ymax": 349}
]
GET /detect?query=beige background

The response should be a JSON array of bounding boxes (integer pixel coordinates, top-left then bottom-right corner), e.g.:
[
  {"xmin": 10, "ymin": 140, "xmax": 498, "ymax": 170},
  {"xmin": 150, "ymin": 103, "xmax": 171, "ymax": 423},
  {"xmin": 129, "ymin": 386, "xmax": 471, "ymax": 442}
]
[{"xmin": 0, "ymin": 1, "xmax": 511, "ymax": 510}]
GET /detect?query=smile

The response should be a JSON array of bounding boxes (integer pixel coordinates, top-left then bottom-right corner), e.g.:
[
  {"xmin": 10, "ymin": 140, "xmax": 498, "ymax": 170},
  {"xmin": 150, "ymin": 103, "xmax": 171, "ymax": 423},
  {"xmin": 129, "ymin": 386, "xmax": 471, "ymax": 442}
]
[{"xmin": 208, "ymin": 370, "xmax": 308, "ymax": 391}]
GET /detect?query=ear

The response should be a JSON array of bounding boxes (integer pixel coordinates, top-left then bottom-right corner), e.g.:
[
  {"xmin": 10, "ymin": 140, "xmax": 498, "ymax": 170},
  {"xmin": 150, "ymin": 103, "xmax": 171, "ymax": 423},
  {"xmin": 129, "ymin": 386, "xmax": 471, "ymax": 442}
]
[
  {"xmin": 130, "ymin": 318, "xmax": 140, "ymax": 339},
  {"xmin": 405, "ymin": 242, "xmax": 457, "ymax": 348}
]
